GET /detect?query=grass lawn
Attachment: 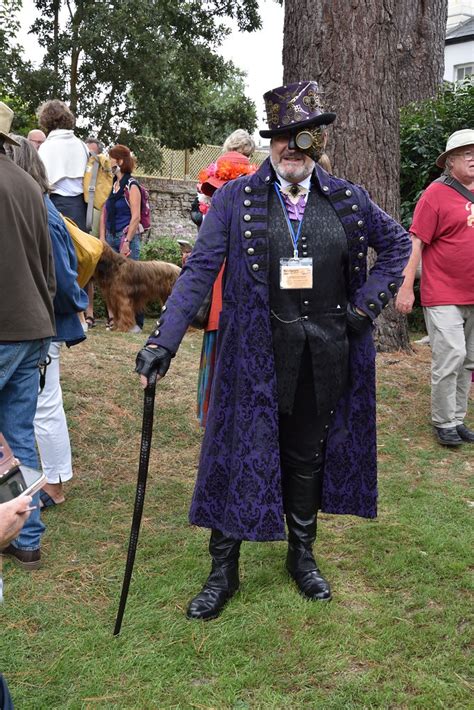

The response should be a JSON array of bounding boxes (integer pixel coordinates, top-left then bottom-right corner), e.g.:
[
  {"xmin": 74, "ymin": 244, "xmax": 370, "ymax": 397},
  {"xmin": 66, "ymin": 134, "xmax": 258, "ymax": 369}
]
[{"xmin": 1, "ymin": 323, "xmax": 472, "ymax": 709}]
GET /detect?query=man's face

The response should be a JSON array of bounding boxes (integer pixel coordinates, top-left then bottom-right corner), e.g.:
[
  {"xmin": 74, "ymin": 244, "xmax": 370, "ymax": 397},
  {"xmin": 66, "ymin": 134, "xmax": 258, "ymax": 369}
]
[
  {"xmin": 87, "ymin": 142, "xmax": 100, "ymax": 155},
  {"xmin": 270, "ymin": 132, "xmax": 316, "ymax": 183},
  {"xmin": 449, "ymin": 145, "xmax": 474, "ymax": 185},
  {"xmin": 27, "ymin": 130, "xmax": 46, "ymax": 150}
]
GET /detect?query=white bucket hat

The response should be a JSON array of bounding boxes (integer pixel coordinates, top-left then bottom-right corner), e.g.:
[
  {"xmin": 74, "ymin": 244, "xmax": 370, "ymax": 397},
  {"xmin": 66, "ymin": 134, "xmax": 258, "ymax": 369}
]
[
  {"xmin": 0, "ymin": 102, "xmax": 20, "ymax": 146},
  {"xmin": 436, "ymin": 128, "xmax": 474, "ymax": 168}
]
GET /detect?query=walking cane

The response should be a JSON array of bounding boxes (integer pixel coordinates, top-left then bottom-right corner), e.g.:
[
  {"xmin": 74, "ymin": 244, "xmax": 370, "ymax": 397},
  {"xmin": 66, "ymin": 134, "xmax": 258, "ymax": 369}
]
[{"xmin": 113, "ymin": 370, "xmax": 157, "ymax": 636}]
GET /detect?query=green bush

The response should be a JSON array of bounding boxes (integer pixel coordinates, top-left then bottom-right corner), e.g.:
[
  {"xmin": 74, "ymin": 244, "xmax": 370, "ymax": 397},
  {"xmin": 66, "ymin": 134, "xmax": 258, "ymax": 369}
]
[
  {"xmin": 407, "ymin": 306, "xmax": 427, "ymax": 334},
  {"xmin": 406, "ymin": 283, "xmax": 427, "ymax": 334},
  {"xmin": 93, "ymin": 288, "xmax": 108, "ymax": 319},
  {"xmin": 140, "ymin": 236, "xmax": 185, "ymax": 267},
  {"xmin": 140, "ymin": 236, "xmax": 187, "ymax": 316},
  {"xmin": 400, "ymin": 78, "xmax": 474, "ymax": 228},
  {"xmin": 116, "ymin": 130, "xmax": 164, "ymax": 175}
]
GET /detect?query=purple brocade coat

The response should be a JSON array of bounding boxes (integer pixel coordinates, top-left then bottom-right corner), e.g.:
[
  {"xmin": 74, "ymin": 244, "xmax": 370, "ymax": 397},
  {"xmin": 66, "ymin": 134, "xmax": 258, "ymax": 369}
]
[{"xmin": 152, "ymin": 160, "xmax": 411, "ymax": 541}]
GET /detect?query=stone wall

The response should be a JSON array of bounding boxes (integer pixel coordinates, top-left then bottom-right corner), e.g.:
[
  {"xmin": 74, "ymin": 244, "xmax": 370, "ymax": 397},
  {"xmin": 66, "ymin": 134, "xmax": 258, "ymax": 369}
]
[{"xmin": 140, "ymin": 176, "xmax": 198, "ymax": 241}]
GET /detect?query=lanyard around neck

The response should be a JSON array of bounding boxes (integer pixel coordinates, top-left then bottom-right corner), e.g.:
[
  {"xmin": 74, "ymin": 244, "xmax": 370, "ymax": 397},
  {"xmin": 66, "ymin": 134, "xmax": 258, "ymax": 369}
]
[{"xmin": 274, "ymin": 183, "xmax": 304, "ymax": 258}]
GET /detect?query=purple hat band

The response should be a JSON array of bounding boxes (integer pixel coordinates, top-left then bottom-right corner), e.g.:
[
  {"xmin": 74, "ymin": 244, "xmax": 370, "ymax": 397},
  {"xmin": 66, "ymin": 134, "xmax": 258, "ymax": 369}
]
[{"xmin": 259, "ymin": 81, "xmax": 336, "ymax": 138}]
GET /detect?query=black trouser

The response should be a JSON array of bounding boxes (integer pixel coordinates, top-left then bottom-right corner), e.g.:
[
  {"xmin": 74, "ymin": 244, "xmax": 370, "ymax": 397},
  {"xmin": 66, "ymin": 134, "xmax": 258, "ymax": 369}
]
[
  {"xmin": 51, "ymin": 193, "xmax": 87, "ymax": 232},
  {"xmin": 212, "ymin": 347, "xmax": 329, "ymax": 554},
  {"xmin": 278, "ymin": 345, "xmax": 330, "ymax": 474}
]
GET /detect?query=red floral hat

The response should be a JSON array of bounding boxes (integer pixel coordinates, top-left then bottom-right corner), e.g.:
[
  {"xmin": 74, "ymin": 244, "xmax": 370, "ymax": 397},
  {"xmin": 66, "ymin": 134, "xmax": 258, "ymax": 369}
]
[{"xmin": 199, "ymin": 151, "xmax": 257, "ymax": 197}]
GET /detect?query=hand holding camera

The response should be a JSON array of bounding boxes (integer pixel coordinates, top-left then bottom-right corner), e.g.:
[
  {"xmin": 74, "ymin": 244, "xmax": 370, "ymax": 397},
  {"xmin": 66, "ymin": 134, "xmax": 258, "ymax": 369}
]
[
  {"xmin": 0, "ymin": 433, "xmax": 45, "ymax": 504},
  {"xmin": 0, "ymin": 496, "xmax": 34, "ymax": 547}
]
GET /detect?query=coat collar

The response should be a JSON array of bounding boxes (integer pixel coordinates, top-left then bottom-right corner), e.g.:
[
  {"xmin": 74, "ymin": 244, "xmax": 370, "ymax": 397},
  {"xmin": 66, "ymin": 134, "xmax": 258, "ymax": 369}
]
[{"xmin": 253, "ymin": 157, "xmax": 332, "ymax": 194}]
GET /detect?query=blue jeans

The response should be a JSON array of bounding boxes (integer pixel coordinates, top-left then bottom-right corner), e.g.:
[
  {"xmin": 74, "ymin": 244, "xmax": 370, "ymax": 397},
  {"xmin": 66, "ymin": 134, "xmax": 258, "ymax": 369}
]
[
  {"xmin": 0, "ymin": 339, "xmax": 51, "ymax": 550},
  {"xmin": 106, "ymin": 231, "xmax": 144, "ymax": 328},
  {"xmin": 106, "ymin": 230, "xmax": 141, "ymax": 260}
]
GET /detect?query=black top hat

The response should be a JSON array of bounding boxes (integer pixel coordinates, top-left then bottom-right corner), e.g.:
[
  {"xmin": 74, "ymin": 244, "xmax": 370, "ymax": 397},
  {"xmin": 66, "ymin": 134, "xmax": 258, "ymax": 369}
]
[{"xmin": 259, "ymin": 81, "xmax": 336, "ymax": 138}]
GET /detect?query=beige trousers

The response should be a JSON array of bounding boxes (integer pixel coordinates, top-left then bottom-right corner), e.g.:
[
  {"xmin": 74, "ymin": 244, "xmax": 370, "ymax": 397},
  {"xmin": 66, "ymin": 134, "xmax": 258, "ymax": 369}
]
[{"xmin": 424, "ymin": 305, "xmax": 474, "ymax": 428}]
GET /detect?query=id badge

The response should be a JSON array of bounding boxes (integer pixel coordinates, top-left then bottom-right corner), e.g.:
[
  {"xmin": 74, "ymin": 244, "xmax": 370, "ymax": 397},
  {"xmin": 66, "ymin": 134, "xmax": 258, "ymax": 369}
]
[{"xmin": 280, "ymin": 258, "xmax": 313, "ymax": 289}]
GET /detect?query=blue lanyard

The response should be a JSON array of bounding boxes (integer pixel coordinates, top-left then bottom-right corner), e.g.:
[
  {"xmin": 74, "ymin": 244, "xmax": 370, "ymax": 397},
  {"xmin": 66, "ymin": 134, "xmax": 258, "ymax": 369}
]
[{"xmin": 274, "ymin": 183, "xmax": 304, "ymax": 258}]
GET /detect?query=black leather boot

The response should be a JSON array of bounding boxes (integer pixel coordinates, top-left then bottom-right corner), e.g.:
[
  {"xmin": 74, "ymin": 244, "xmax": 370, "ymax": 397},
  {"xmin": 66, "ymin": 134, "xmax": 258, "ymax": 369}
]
[
  {"xmin": 283, "ymin": 466, "xmax": 332, "ymax": 601},
  {"xmin": 186, "ymin": 529, "xmax": 241, "ymax": 620}
]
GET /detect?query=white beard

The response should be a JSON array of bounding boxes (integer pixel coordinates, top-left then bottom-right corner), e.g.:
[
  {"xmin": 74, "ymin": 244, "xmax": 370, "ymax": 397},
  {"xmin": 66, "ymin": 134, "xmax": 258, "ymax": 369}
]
[{"xmin": 270, "ymin": 155, "xmax": 315, "ymax": 183}]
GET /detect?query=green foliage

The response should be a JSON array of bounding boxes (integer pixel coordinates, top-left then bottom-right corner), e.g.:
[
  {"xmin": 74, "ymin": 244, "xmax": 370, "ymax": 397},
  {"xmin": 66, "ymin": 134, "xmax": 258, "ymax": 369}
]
[
  {"xmin": 0, "ymin": 0, "xmax": 30, "ymax": 107},
  {"xmin": 400, "ymin": 79, "xmax": 474, "ymax": 227},
  {"xmin": 140, "ymin": 236, "xmax": 184, "ymax": 267},
  {"xmin": 92, "ymin": 287, "xmax": 107, "ymax": 319},
  {"xmin": 0, "ymin": 94, "xmax": 37, "ymax": 134},
  {"xmin": 200, "ymin": 67, "xmax": 257, "ymax": 145},
  {"xmin": 5, "ymin": 0, "xmax": 260, "ymax": 147},
  {"xmin": 118, "ymin": 133, "xmax": 164, "ymax": 176},
  {"xmin": 406, "ymin": 283, "xmax": 427, "ymax": 334},
  {"xmin": 407, "ymin": 307, "xmax": 427, "ymax": 334}
]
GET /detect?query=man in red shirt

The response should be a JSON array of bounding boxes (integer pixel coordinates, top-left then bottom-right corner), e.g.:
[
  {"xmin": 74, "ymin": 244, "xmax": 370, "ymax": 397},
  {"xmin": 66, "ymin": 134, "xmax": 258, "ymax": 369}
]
[{"xmin": 396, "ymin": 129, "xmax": 474, "ymax": 446}]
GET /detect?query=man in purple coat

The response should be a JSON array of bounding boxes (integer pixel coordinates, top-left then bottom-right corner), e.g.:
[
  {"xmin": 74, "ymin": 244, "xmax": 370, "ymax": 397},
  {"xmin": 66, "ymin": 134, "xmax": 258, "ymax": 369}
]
[{"xmin": 136, "ymin": 81, "xmax": 411, "ymax": 620}]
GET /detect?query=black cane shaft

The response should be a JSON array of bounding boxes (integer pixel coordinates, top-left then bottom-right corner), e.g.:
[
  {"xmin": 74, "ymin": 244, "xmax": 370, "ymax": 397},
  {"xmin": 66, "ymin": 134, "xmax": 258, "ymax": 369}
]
[{"xmin": 114, "ymin": 377, "xmax": 157, "ymax": 636}]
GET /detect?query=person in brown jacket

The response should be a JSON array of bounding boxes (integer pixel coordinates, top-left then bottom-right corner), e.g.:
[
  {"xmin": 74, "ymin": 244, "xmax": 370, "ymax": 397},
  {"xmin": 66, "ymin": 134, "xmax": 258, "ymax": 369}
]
[{"xmin": 0, "ymin": 102, "xmax": 56, "ymax": 569}]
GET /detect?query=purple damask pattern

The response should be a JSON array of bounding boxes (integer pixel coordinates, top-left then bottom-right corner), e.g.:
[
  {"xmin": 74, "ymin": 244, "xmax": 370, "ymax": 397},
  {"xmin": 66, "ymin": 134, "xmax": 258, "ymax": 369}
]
[{"xmin": 149, "ymin": 160, "xmax": 411, "ymax": 541}]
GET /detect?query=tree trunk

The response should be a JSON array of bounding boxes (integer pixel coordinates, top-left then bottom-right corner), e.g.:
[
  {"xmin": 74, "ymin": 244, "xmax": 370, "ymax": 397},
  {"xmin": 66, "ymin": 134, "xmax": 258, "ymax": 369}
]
[
  {"xmin": 53, "ymin": 0, "xmax": 60, "ymax": 77},
  {"xmin": 397, "ymin": 0, "xmax": 448, "ymax": 105},
  {"xmin": 68, "ymin": 3, "xmax": 86, "ymax": 116},
  {"xmin": 282, "ymin": 0, "xmax": 448, "ymax": 351},
  {"xmin": 70, "ymin": 44, "xmax": 80, "ymax": 115}
]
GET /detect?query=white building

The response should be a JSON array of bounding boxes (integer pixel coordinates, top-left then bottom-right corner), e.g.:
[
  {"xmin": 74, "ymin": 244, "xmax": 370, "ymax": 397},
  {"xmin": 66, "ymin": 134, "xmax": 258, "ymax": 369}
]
[{"xmin": 444, "ymin": 0, "xmax": 474, "ymax": 82}]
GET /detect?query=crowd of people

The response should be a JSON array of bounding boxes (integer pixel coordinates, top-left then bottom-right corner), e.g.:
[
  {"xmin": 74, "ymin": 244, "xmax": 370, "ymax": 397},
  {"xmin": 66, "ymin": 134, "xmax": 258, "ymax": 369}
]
[
  {"xmin": 0, "ymin": 98, "xmax": 149, "ymax": 573},
  {"xmin": 0, "ymin": 79, "xmax": 473, "ymax": 635}
]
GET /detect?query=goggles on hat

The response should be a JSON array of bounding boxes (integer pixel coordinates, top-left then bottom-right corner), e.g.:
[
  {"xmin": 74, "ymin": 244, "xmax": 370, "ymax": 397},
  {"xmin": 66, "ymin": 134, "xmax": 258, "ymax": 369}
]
[{"xmin": 293, "ymin": 126, "xmax": 326, "ymax": 162}]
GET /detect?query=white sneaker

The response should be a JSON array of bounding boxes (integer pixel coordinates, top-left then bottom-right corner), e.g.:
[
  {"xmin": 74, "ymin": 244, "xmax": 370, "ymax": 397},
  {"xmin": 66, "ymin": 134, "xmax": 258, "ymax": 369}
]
[{"xmin": 128, "ymin": 325, "xmax": 142, "ymax": 333}]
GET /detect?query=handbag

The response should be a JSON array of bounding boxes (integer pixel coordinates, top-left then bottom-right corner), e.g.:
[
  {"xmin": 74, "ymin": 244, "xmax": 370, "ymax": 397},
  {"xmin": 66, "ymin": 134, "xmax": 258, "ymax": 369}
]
[{"xmin": 61, "ymin": 215, "xmax": 104, "ymax": 287}]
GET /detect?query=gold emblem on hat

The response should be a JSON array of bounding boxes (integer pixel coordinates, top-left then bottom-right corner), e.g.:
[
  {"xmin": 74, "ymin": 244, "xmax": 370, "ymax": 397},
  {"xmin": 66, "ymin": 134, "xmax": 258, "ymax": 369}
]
[
  {"xmin": 303, "ymin": 88, "xmax": 323, "ymax": 111},
  {"xmin": 265, "ymin": 100, "xmax": 280, "ymax": 126}
]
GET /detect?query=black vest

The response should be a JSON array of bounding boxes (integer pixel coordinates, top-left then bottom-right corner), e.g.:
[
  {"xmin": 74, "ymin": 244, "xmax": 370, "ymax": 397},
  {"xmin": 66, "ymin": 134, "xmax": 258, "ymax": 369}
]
[{"xmin": 268, "ymin": 184, "xmax": 349, "ymax": 414}]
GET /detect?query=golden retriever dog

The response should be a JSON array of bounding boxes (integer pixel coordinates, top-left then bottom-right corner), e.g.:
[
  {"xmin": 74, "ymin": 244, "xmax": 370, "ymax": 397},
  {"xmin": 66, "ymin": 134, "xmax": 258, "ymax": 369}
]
[{"xmin": 94, "ymin": 243, "xmax": 181, "ymax": 331}]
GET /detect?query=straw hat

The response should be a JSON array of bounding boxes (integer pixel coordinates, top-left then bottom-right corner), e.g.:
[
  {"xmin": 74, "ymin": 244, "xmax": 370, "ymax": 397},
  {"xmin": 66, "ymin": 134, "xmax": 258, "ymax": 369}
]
[
  {"xmin": 436, "ymin": 129, "xmax": 474, "ymax": 168},
  {"xmin": 0, "ymin": 103, "xmax": 20, "ymax": 145}
]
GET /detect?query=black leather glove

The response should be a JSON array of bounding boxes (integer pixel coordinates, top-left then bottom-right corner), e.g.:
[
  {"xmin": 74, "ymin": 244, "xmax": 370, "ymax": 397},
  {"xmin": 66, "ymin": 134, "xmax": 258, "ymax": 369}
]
[
  {"xmin": 346, "ymin": 303, "xmax": 371, "ymax": 334},
  {"xmin": 135, "ymin": 345, "xmax": 172, "ymax": 381}
]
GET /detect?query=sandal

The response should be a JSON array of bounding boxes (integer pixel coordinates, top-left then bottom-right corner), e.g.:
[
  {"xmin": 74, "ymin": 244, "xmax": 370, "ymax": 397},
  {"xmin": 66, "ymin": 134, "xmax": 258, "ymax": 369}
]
[
  {"xmin": 39, "ymin": 490, "xmax": 65, "ymax": 510},
  {"xmin": 106, "ymin": 317, "xmax": 114, "ymax": 331},
  {"xmin": 85, "ymin": 316, "xmax": 96, "ymax": 328}
]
